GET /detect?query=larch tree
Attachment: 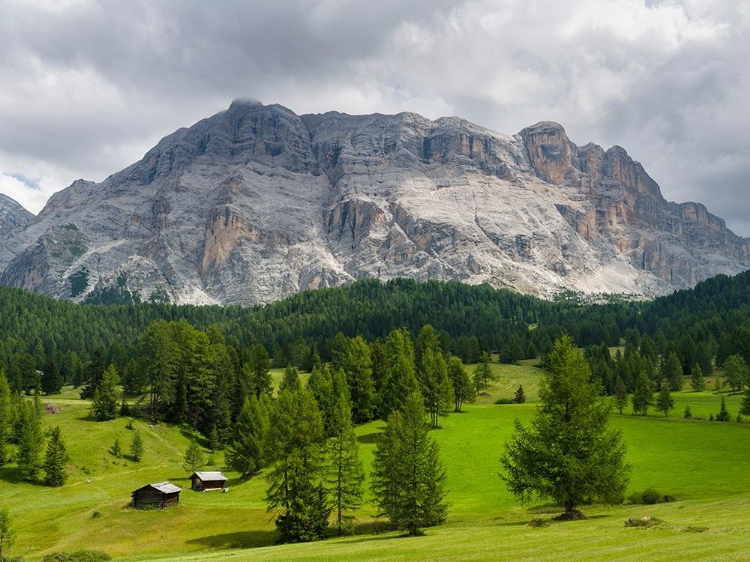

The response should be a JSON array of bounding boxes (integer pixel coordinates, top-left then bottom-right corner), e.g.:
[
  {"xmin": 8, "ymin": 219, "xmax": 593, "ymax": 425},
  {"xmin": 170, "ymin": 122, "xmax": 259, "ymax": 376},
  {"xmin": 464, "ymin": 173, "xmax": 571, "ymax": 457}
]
[
  {"xmin": 472, "ymin": 352, "xmax": 494, "ymax": 394},
  {"xmin": 265, "ymin": 388, "xmax": 330, "ymax": 543},
  {"xmin": 279, "ymin": 364, "xmax": 301, "ymax": 393},
  {"xmin": 0, "ymin": 370, "xmax": 10, "ymax": 465},
  {"xmin": 371, "ymin": 392, "xmax": 448, "ymax": 536},
  {"xmin": 130, "ymin": 429, "xmax": 144, "ymax": 462},
  {"xmin": 419, "ymin": 348, "xmax": 454, "ymax": 428},
  {"xmin": 656, "ymin": 379, "xmax": 675, "ymax": 417},
  {"xmin": 92, "ymin": 364, "xmax": 120, "ymax": 421},
  {"xmin": 378, "ymin": 328, "xmax": 419, "ymax": 419},
  {"xmin": 227, "ymin": 395, "xmax": 269, "ymax": 478},
  {"xmin": 0, "ymin": 507, "xmax": 16, "ymax": 562},
  {"xmin": 447, "ymin": 356, "xmax": 474, "ymax": 413},
  {"xmin": 500, "ymin": 335, "xmax": 630, "ymax": 518},
  {"xmin": 614, "ymin": 377, "xmax": 628, "ymax": 415},
  {"xmin": 183, "ymin": 440, "xmax": 206, "ymax": 473},
  {"xmin": 631, "ymin": 371, "xmax": 653, "ymax": 416},
  {"xmin": 43, "ymin": 426, "xmax": 69, "ymax": 487},
  {"xmin": 325, "ymin": 392, "xmax": 365, "ymax": 535},
  {"xmin": 723, "ymin": 354, "xmax": 748, "ymax": 395},
  {"xmin": 16, "ymin": 400, "xmax": 44, "ymax": 482},
  {"xmin": 661, "ymin": 352, "xmax": 684, "ymax": 392},
  {"xmin": 690, "ymin": 363, "xmax": 705, "ymax": 392}
]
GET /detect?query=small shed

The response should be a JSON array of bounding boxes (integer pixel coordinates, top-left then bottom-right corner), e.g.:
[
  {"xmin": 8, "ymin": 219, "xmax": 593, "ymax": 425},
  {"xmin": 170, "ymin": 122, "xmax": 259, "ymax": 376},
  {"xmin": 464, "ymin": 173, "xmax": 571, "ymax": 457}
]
[
  {"xmin": 131, "ymin": 481, "xmax": 181, "ymax": 508},
  {"xmin": 190, "ymin": 471, "xmax": 228, "ymax": 492}
]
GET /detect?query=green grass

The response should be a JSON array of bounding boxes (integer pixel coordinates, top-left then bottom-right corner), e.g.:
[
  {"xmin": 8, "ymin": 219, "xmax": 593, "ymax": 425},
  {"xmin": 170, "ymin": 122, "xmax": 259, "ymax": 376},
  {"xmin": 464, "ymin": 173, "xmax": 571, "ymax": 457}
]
[{"xmin": 4, "ymin": 368, "xmax": 750, "ymax": 561}]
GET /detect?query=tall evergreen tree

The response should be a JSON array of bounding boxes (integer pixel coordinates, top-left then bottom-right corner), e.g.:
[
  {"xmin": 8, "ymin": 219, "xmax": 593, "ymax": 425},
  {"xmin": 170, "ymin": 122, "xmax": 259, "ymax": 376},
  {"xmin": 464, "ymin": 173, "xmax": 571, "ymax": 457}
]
[
  {"xmin": 340, "ymin": 336, "xmax": 375, "ymax": 424},
  {"xmin": 716, "ymin": 396, "xmax": 731, "ymax": 422},
  {"xmin": 656, "ymin": 380, "xmax": 675, "ymax": 417},
  {"xmin": 41, "ymin": 354, "xmax": 63, "ymax": 395},
  {"xmin": 371, "ymin": 392, "xmax": 448, "ymax": 536},
  {"xmin": 447, "ymin": 356, "xmax": 474, "ymax": 413},
  {"xmin": 43, "ymin": 426, "xmax": 69, "ymax": 487},
  {"xmin": 325, "ymin": 393, "xmax": 365, "ymax": 535},
  {"xmin": 265, "ymin": 388, "xmax": 330, "ymax": 542},
  {"xmin": 661, "ymin": 352, "xmax": 684, "ymax": 392},
  {"xmin": 0, "ymin": 370, "xmax": 9, "ymax": 465},
  {"xmin": 80, "ymin": 348, "xmax": 106, "ymax": 399},
  {"xmin": 419, "ymin": 348, "xmax": 454, "ymax": 428},
  {"xmin": 130, "ymin": 429, "xmax": 144, "ymax": 462},
  {"xmin": 308, "ymin": 363, "xmax": 337, "ymax": 436},
  {"xmin": 248, "ymin": 344, "xmax": 272, "ymax": 398},
  {"xmin": 690, "ymin": 363, "xmax": 705, "ymax": 392},
  {"xmin": 614, "ymin": 377, "xmax": 628, "ymax": 415},
  {"xmin": 0, "ymin": 507, "xmax": 16, "ymax": 562},
  {"xmin": 16, "ymin": 400, "xmax": 44, "ymax": 481},
  {"xmin": 723, "ymin": 354, "xmax": 748, "ymax": 395},
  {"xmin": 92, "ymin": 364, "xmax": 119, "ymax": 421},
  {"xmin": 472, "ymin": 352, "xmax": 494, "ymax": 394},
  {"xmin": 379, "ymin": 329, "xmax": 419, "ymax": 419},
  {"xmin": 279, "ymin": 364, "xmax": 301, "ymax": 393},
  {"xmin": 227, "ymin": 395, "xmax": 269, "ymax": 478},
  {"xmin": 500, "ymin": 335, "xmax": 629, "ymax": 517},
  {"xmin": 631, "ymin": 371, "xmax": 653, "ymax": 416},
  {"xmin": 183, "ymin": 440, "xmax": 206, "ymax": 473}
]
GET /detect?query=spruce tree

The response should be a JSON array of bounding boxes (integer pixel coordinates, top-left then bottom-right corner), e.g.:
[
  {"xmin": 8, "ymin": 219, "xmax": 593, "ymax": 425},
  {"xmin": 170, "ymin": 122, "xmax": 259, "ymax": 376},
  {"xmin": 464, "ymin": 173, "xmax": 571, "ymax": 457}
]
[
  {"xmin": 340, "ymin": 336, "xmax": 375, "ymax": 424},
  {"xmin": 307, "ymin": 363, "xmax": 337, "ymax": 436},
  {"xmin": 472, "ymin": 352, "xmax": 494, "ymax": 394},
  {"xmin": 0, "ymin": 507, "xmax": 16, "ymax": 562},
  {"xmin": 326, "ymin": 393, "xmax": 365, "ymax": 535},
  {"xmin": 500, "ymin": 335, "xmax": 630, "ymax": 518},
  {"xmin": 265, "ymin": 388, "xmax": 329, "ymax": 542},
  {"xmin": 183, "ymin": 440, "xmax": 206, "ymax": 473},
  {"xmin": 43, "ymin": 426, "xmax": 69, "ymax": 487},
  {"xmin": 631, "ymin": 371, "xmax": 653, "ymax": 416},
  {"xmin": 41, "ymin": 355, "xmax": 63, "ymax": 395},
  {"xmin": 662, "ymin": 352, "xmax": 684, "ymax": 391},
  {"xmin": 614, "ymin": 377, "xmax": 628, "ymax": 415},
  {"xmin": 227, "ymin": 395, "xmax": 268, "ymax": 478},
  {"xmin": 279, "ymin": 364, "xmax": 300, "ymax": 393},
  {"xmin": 690, "ymin": 363, "xmax": 705, "ymax": 392},
  {"xmin": 420, "ymin": 348, "xmax": 454, "ymax": 428},
  {"xmin": 684, "ymin": 405, "xmax": 693, "ymax": 419},
  {"xmin": 16, "ymin": 400, "xmax": 44, "ymax": 481},
  {"xmin": 371, "ymin": 392, "xmax": 448, "ymax": 535},
  {"xmin": 447, "ymin": 356, "xmax": 474, "ymax": 413},
  {"xmin": 656, "ymin": 379, "xmax": 675, "ymax": 417},
  {"xmin": 111, "ymin": 437, "xmax": 122, "ymax": 458},
  {"xmin": 716, "ymin": 396, "xmax": 731, "ymax": 422},
  {"xmin": 248, "ymin": 344, "xmax": 272, "ymax": 398},
  {"xmin": 514, "ymin": 385, "xmax": 526, "ymax": 404},
  {"xmin": 92, "ymin": 364, "xmax": 119, "ymax": 421},
  {"xmin": 379, "ymin": 329, "xmax": 419, "ymax": 419},
  {"xmin": 723, "ymin": 354, "xmax": 748, "ymax": 395},
  {"xmin": 0, "ymin": 370, "xmax": 10, "ymax": 465},
  {"xmin": 130, "ymin": 429, "xmax": 144, "ymax": 462}
]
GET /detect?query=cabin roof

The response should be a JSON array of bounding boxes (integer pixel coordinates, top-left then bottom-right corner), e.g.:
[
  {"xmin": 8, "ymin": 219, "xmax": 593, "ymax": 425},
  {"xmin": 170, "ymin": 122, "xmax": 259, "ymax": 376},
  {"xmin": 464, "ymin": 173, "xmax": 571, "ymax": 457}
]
[
  {"xmin": 134, "ymin": 481, "xmax": 182, "ymax": 494},
  {"xmin": 191, "ymin": 471, "xmax": 228, "ymax": 482}
]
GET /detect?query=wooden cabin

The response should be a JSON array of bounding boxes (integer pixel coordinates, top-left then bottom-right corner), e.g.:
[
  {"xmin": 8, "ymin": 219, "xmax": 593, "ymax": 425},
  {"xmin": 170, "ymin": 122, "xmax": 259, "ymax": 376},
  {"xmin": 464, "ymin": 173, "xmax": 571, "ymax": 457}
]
[
  {"xmin": 131, "ymin": 482, "xmax": 181, "ymax": 508},
  {"xmin": 190, "ymin": 471, "xmax": 228, "ymax": 492}
]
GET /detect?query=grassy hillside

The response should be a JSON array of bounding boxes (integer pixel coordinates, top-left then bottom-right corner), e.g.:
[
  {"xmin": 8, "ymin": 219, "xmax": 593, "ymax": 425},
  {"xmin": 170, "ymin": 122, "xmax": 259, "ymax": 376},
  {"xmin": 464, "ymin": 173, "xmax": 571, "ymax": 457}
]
[{"xmin": 3, "ymin": 364, "xmax": 750, "ymax": 561}]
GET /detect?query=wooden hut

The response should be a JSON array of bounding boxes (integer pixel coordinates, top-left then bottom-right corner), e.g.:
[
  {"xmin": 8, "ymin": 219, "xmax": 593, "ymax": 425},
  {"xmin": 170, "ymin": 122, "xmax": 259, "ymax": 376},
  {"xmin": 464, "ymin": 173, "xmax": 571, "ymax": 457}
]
[
  {"xmin": 131, "ymin": 481, "xmax": 181, "ymax": 508},
  {"xmin": 190, "ymin": 471, "xmax": 228, "ymax": 492}
]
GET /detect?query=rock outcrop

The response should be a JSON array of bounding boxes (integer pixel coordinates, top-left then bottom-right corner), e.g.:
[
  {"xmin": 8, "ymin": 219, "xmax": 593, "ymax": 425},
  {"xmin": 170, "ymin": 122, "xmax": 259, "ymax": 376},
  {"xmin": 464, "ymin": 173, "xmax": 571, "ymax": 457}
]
[
  {"xmin": 1, "ymin": 101, "xmax": 748, "ymax": 305},
  {"xmin": 0, "ymin": 193, "xmax": 34, "ymax": 266}
]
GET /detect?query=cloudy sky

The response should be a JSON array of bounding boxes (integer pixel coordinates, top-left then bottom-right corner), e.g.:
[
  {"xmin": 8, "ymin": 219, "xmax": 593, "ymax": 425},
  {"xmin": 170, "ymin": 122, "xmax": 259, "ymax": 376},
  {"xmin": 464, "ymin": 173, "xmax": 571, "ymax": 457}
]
[{"xmin": 1, "ymin": 0, "xmax": 749, "ymax": 234}]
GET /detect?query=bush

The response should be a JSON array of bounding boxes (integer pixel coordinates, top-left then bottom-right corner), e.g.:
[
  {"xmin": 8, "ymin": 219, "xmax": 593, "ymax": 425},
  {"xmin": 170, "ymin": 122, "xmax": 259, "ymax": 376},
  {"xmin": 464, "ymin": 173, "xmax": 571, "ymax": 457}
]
[
  {"xmin": 494, "ymin": 398, "xmax": 514, "ymax": 405},
  {"xmin": 625, "ymin": 516, "xmax": 663, "ymax": 528},
  {"xmin": 44, "ymin": 551, "xmax": 111, "ymax": 562},
  {"xmin": 627, "ymin": 488, "xmax": 676, "ymax": 505}
]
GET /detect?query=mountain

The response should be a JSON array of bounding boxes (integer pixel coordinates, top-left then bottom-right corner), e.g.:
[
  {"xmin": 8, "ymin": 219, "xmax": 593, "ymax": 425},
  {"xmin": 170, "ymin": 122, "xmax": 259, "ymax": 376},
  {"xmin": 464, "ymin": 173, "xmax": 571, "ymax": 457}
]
[
  {"xmin": 1, "ymin": 100, "xmax": 748, "ymax": 305},
  {"xmin": 0, "ymin": 193, "xmax": 34, "ymax": 265}
]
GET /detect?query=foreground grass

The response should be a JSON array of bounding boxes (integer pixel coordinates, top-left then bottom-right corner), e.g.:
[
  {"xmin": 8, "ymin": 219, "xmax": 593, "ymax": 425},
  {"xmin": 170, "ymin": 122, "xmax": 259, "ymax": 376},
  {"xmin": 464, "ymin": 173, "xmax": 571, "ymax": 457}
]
[{"xmin": 3, "ymin": 368, "xmax": 750, "ymax": 561}]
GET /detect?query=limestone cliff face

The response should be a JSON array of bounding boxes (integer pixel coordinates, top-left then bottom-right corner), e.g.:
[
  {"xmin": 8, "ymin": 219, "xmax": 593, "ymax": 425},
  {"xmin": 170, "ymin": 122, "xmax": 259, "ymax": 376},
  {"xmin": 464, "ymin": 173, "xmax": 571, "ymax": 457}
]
[
  {"xmin": 0, "ymin": 194, "xmax": 34, "ymax": 267},
  {"xmin": 1, "ymin": 101, "xmax": 748, "ymax": 305}
]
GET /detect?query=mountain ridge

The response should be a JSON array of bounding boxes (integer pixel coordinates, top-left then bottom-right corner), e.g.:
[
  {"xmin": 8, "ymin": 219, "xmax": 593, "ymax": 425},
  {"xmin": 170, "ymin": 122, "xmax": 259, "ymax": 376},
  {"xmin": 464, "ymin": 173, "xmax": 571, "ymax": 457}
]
[{"xmin": 1, "ymin": 100, "xmax": 747, "ymax": 305}]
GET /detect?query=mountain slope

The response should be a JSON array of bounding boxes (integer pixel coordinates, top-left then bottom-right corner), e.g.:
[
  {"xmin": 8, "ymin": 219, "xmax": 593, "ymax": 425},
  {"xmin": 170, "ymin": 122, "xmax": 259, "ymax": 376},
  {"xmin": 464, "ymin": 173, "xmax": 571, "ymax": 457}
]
[
  {"xmin": 0, "ymin": 193, "xmax": 34, "ymax": 265},
  {"xmin": 1, "ymin": 100, "xmax": 747, "ymax": 305}
]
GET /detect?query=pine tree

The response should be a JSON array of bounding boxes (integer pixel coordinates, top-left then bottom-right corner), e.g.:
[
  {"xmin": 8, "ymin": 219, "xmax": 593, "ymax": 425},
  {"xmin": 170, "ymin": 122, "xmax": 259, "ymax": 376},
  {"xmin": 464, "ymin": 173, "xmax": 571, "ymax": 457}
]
[
  {"xmin": 716, "ymin": 396, "xmax": 731, "ymax": 422},
  {"xmin": 326, "ymin": 393, "xmax": 365, "ymax": 535},
  {"xmin": 130, "ymin": 429, "xmax": 144, "ymax": 462},
  {"xmin": 371, "ymin": 392, "xmax": 448, "ymax": 536},
  {"xmin": 472, "ymin": 352, "xmax": 494, "ymax": 394},
  {"xmin": 248, "ymin": 344, "xmax": 272, "ymax": 398},
  {"xmin": 43, "ymin": 426, "xmax": 69, "ymax": 487},
  {"xmin": 183, "ymin": 440, "xmax": 206, "ymax": 473},
  {"xmin": 379, "ymin": 329, "xmax": 419, "ymax": 419},
  {"xmin": 0, "ymin": 507, "xmax": 16, "ymax": 562},
  {"xmin": 265, "ymin": 388, "xmax": 330, "ymax": 542},
  {"xmin": 614, "ymin": 377, "xmax": 628, "ymax": 415},
  {"xmin": 684, "ymin": 405, "xmax": 692, "ymax": 419},
  {"xmin": 307, "ymin": 363, "xmax": 337, "ymax": 436},
  {"xmin": 0, "ymin": 370, "xmax": 10, "ymax": 465},
  {"xmin": 16, "ymin": 400, "xmax": 44, "ymax": 482},
  {"xmin": 690, "ymin": 363, "xmax": 705, "ymax": 392},
  {"xmin": 723, "ymin": 354, "xmax": 748, "ymax": 395},
  {"xmin": 92, "ymin": 364, "xmax": 119, "ymax": 421},
  {"xmin": 514, "ymin": 385, "xmax": 526, "ymax": 404},
  {"xmin": 111, "ymin": 437, "xmax": 122, "ymax": 458},
  {"xmin": 662, "ymin": 352, "xmax": 684, "ymax": 391},
  {"xmin": 41, "ymin": 354, "xmax": 63, "ymax": 395},
  {"xmin": 340, "ymin": 336, "xmax": 375, "ymax": 424},
  {"xmin": 227, "ymin": 396, "xmax": 268, "ymax": 478},
  {"xmin": 656, "ymin": 380, "xmax": 675, "ymax": 417},
  {"xmin": 447, "ymin": 356, "xmax": 474, "ymax": 413},
  {"xmin": 631, "ymin": 371, "xmax": 653, "ymax": 416},
  {"xmin": 419, "ymin": 348, "xmax": 454, "ymax": 428},
  {"xmin": 279, "ymin": 364, "xmax": 300, "ymax": 393},
  {"xmin": 500, "ymin": 335, "xmax": 630, "ymax": 518}
]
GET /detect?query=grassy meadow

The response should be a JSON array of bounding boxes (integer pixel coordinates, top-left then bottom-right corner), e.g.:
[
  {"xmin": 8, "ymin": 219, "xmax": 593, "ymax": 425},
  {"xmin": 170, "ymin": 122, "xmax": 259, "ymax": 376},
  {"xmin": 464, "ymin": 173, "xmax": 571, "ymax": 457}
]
[{"xmin": 3, "ymin": 361, "xmax": 750, "ymax": 561}]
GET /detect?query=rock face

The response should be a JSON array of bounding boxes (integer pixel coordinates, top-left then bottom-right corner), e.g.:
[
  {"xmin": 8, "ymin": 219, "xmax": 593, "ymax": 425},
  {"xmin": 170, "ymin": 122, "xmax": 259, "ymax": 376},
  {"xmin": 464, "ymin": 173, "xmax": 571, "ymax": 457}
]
[
  {"xmin": 1, "ymin": 101, "xmax": 749, "ymax": 305},
  {"xmin": 0, "ymin": 194, "xmax": 34, "ymax": 266}
]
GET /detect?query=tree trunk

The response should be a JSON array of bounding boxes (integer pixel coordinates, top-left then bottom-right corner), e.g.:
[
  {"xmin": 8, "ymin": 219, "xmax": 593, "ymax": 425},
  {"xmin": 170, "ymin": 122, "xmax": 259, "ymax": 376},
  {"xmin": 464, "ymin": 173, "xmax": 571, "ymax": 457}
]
[{"xmin": 565, "ymin": 497, "xmax": 574, "ymax": 516}]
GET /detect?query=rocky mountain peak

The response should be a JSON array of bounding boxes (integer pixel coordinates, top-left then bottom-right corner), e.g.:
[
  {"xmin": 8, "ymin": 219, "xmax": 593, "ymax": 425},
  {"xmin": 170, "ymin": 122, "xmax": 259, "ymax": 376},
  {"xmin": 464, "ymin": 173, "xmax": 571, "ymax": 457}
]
[{"xmin": 0, "ymin": 101, "xmax": 747, "ymax": 305}]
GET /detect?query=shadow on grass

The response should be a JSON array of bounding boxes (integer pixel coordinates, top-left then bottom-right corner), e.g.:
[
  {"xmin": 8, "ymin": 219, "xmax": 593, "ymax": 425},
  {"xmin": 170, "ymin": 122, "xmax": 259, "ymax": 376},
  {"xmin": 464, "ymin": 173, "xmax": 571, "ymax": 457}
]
[
  {"xmin": 187, "ymin": 530, "xmax": 278, "ymax": 550},
  {"xmin": 357, "ymin": 431, "xmax": 382, "ymax": 445},
  {"xmin": 0, "ymin": 465, "xmax": 27, "ymax": 484}
]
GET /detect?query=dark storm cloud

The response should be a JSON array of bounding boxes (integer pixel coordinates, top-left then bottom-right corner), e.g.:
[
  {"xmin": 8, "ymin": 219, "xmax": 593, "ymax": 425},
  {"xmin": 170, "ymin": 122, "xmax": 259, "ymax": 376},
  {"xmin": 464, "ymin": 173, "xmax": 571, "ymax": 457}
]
[{"xmin": 1, "ymin": 0, "xmax": 749, "ymax": 238}]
